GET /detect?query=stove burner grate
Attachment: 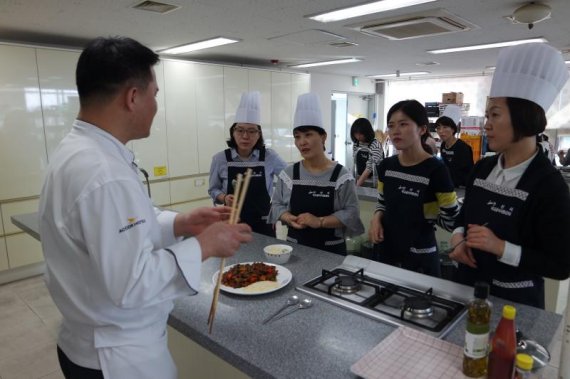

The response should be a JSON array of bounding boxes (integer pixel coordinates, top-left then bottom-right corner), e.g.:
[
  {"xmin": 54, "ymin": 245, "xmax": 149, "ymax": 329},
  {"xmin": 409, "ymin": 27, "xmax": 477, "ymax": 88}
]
[
  {"xmin": 402, "ymin": 296, "xmax": 434, "ymax": 319},
  {"xmin": 332, "ymin": 275, "xmax": 362, "ymax": 294}
]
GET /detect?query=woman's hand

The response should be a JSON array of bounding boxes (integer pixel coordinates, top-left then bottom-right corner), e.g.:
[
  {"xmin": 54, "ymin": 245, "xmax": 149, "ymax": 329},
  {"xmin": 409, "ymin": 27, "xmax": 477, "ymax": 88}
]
[
  {"xmin": 224, "ymin": 194, "xmax": 235, "ymax": 207},
  {"xmin": 281, "ymin": 212, "xmax": 304, "ymax": 229},
  {"xmin": 465, "ymin": 223, "xmax": 505, "ymax": 258},
  {"xmin": 368, "ymin": 212, "xmax": 384, "ymax": 244},
  {"xmin": 297, "ymin": 212, "xmax": 320, "ymax": 229},
  {"xmin": 448, "ymin": 233, "xmax": 477, "ymax": 268}
]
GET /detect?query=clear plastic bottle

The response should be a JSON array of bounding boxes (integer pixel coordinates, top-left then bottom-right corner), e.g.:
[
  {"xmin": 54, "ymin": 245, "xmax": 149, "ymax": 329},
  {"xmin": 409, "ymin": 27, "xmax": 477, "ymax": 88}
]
[
  {"xmin": 487, "ymin": 305, "xmax": 517, "ymax": 379},
  {"xmin": 462, "ymin": 282, "xmax": 492, "ymax": 377},
  {"xmin": 514, "ymin": 353, "xmax": 534, "ymax": 379}
]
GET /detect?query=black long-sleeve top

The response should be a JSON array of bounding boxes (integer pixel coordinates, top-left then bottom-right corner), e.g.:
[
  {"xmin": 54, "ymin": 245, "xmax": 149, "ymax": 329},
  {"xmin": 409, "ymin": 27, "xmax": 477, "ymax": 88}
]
[{"xmin": 456, "ymin": 153, "xmax": 570, "ymax": 280}]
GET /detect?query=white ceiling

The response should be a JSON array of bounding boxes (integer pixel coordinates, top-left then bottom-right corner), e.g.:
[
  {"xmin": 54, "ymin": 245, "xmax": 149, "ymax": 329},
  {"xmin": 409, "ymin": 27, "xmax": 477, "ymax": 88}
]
[{"xmin": 1, "ymin": 0, "xmax": 570, "ymax": 79}]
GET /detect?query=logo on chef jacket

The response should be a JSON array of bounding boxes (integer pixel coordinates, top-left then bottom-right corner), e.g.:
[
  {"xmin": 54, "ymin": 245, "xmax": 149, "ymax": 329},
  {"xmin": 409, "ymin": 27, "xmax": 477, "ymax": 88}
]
[
  {"xmin": 308, "ymin": 189, "xmax": 331, "ymax": 198},
  {"xmin": 487, "ymin": 200, "xmax": 514, "ymax": 216},
  {"xmin": 119, "ymin": 217, "xmax": 146, "ymax": 233},
  {"xmin": 398, "ymin": 185, "xmax": 420, "ymax": 197}
]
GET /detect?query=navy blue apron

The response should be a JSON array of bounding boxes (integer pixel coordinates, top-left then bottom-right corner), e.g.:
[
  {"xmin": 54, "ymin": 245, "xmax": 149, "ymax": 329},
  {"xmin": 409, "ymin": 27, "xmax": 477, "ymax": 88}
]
[
  {"xmin": 355, "ymin": 143, "xmax": 371, "ymax": 176},
  {"xmin": 455, "ymin": 178, "xmax": 544, "ymax": 308},
  {"xmin": 225, "ymin": 148, "xmax": 274, "ymax": 237},
  {"xmin": 287, "ymin": 162, "xmax": 346, "ymax": 255},
  {"xmin": 374, "ymin": 162, "xmax": 441, "ymax": 277}
]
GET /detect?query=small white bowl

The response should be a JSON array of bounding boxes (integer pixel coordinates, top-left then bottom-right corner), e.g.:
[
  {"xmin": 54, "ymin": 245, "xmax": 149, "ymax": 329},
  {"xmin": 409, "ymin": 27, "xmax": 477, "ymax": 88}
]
[{"xmin": 263, "ymin": 244, "xmax": 293, "ymax": 264}]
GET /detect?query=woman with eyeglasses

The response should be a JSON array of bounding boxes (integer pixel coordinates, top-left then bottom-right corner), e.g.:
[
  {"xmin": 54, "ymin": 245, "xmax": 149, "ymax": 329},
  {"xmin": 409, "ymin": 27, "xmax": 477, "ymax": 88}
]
[
  {"xmin": 269, "ymin": 93, "xmax": 364, "ymax": 255},
  {"xmin": 208, "ymin": 91, "xmax": 286, "ymax": 237}
]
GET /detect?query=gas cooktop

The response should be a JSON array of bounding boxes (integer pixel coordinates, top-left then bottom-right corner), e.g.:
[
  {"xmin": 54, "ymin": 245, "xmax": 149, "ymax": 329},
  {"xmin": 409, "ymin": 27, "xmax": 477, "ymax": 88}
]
[{"xmin": 297, "ymin": 255, "xmax": 472, "ymax": 338}]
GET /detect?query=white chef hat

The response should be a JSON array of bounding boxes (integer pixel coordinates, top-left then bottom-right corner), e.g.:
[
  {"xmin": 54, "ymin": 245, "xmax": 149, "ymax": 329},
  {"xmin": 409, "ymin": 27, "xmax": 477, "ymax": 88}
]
[
  {"xmin": 234, "ymin": 91, "xmax": 261, "ymax": 125},
  {"xmin": 490, "ymin": 43, "xmax": 569, "ymax": 111},
  {"xmin": 441, "ymin": 104, "xmax": 462, "ymax": 125},
  {"xmin": 293, "ymin": 92, "xmax": 324, "ymax": 132}
]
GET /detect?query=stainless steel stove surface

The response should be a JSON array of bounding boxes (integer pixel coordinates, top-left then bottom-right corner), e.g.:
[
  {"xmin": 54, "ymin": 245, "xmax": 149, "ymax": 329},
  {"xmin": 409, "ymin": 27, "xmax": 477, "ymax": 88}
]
[{"xmin": 297, "ymin": 255, "xmax": 473, "ymax": 338}]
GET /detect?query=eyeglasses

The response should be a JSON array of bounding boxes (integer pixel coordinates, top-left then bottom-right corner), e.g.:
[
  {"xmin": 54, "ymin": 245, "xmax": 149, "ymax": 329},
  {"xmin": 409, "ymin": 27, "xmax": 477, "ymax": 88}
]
[{"xmin": 234, "ymin": 128, "xmax": 259, "ymax": 136}]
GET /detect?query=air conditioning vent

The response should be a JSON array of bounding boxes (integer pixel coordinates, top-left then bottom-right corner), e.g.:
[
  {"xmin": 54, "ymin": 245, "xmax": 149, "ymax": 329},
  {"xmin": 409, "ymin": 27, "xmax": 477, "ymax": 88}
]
[
  {"xmin": 361, "ymin": 16, "xmax": 468, "ymax": 40},
  {"xmin": 347, "ymin": 9, "xmax": 478, "ymax": 41},
  {"xmin": 132, "ymin": 1, "xmax": 180, "ymax": 14}
]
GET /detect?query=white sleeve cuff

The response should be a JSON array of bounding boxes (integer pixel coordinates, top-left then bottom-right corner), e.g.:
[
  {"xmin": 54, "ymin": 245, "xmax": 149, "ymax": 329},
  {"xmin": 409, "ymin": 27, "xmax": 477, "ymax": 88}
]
[
  {"xmin": 498, "ymin": 241, "xmax": 521, "ymax": 267},
  {"xmin": 156, "ymin": 209, "xmax": 182, "ymax": 247},
  {"xmin": 167, "ymin": 237, "xmax": 203, "ymax": 291},
  {"xmin": 452, "ymin": 227, "xmax": 465, "ymax": 236}
]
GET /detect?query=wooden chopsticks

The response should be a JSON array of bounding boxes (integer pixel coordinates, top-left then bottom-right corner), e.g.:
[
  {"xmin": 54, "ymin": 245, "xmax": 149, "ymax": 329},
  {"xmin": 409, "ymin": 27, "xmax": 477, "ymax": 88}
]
[{"xmin": 208, "ymin": 168, "xmax": 252, "ymax": 334}]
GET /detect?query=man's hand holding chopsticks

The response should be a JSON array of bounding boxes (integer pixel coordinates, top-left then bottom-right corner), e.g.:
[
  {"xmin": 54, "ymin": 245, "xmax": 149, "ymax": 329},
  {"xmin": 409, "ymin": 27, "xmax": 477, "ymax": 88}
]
[
  {"xmin": 174, "ymin": 206, "xmax": 233, "ymax": 237},
  {"xmin": 196, "ymin": 222, "xmax": 253, "ymax": 261}
]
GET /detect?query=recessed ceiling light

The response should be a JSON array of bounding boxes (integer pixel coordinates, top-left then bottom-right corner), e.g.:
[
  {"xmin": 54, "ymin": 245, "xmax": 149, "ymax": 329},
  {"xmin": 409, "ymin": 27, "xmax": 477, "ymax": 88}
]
[
  {"xmin": 290, "ymin": 58, "xmax": 363, "ymax": 68},
  {"xmin": 367, "ymin": 71, "xmax": 430, "ymax": 78},
  {"xmin": 160, "ymin": 37, "xmax": 240, "ymax": 54},
  {"xmin": 427, "ymin": 37, "xmax": 547, "ymax": 54},
  {"xmin": 307, "ymin": 0, "xmax": 436, "ymax": 23}
]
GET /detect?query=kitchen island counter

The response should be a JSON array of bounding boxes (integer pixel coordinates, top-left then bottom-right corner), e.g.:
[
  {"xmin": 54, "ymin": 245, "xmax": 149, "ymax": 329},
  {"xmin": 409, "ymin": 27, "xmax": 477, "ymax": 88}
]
[
  {"xmin": 11, "ymin": 213, "xmax": 562, "ymax": 378},
  {"xmin": 169, "ymin": 233, "xmax": 562, "ymax": 379}
]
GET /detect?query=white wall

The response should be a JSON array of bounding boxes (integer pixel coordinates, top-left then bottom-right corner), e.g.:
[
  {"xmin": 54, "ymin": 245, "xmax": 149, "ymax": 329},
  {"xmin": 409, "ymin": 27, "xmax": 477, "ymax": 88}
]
[
  {"xmin": 310, "ymin": 73, "xmax": 376, "ymax": 150},
  {"xmin": 0, "ymin": 43, "xmax": 310, "ymax": 274}
]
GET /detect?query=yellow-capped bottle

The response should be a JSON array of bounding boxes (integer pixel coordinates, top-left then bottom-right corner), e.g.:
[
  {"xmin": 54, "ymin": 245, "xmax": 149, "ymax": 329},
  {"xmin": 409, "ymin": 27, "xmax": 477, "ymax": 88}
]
[
  {"xmin": 514, "ymin": 353, "xmax": 533, "ymax": 379},
  {"xmin": 462, "ymin": 282, "xmax": 492, "ymax": 377}
]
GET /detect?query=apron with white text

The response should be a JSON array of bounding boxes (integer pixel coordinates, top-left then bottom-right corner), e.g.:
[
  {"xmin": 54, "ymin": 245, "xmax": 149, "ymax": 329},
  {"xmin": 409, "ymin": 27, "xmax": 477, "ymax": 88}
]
[
  {"xmin": 226, "ymin": 148, "xmax": 274, "ymax": 237},
  {"xmin": 287, "ymin": 162, "xmax": 346, "ymax": 255},
  {"xmin": 455, "ymin": 178, "xmax": 544, "ymax": 308}
]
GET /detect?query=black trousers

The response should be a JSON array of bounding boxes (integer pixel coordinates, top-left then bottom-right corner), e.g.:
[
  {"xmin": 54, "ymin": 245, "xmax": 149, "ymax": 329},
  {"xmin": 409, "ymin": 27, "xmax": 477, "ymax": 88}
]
[{"xmin": 57, "ymin": 346, "xmax": 104, "ymax": 379}]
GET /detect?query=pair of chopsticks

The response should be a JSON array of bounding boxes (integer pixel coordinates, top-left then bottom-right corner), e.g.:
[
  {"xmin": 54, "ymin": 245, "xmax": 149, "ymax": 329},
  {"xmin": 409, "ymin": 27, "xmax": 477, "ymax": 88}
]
[
  {"xmin": 441, "ymin": 222, "xmax": 489, "ymax": 255},
  {"xmin": 208, "ymin": 168, "xmax": 253, "ymax": 334}
]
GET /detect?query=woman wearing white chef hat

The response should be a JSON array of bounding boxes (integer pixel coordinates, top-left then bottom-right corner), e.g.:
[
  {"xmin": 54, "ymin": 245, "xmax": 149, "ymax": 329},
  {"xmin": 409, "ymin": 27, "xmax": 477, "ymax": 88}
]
[
  {"xmin": 269, "ymin": 93, "xmax": 364, "ymax": 254},
  {"xmin": 208, "ymin": 91, "xmax": 286, "ymax": 236},
  {"xmin": 449, "ymin": 43, "xmax": 570, "ymax": 308},
  {"xmin": 436, "ymin": 104, "xmax": 474, "ymax": 187}
]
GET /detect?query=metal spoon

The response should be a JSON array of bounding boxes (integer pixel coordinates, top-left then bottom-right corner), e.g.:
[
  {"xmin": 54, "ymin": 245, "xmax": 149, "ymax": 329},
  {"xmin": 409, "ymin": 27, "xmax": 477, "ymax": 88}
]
[
  {"xmin": 262, "ymin": 295, "xmax": 299, "ymax": 324},
  {"xmin": 271, "ymin": 298, "xmax": 313, "ymax": 322}
]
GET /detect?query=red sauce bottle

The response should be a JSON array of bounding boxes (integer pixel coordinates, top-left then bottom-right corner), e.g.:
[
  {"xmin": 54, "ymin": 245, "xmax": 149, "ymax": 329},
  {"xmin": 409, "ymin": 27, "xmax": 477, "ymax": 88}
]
[{"xmin": 487, "ymin": 305, "xmax": 517, "ymax": 379}]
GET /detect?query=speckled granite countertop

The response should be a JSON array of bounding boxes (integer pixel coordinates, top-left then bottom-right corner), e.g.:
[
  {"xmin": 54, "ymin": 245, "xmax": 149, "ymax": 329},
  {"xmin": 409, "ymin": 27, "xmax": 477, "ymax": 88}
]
[{"xmin": 168, "ymin": 233, "xmax": 562, "ymax": 379}]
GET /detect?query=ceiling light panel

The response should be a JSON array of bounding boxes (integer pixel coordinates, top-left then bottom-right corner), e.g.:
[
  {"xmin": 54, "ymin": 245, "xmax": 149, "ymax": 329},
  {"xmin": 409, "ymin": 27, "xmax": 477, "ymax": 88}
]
[
  {"xmin": 290, "ymin": 58, "xmax": 362, "ymax": 68},
  {"xmin": 308, "ymin": 0, "xmax": 437, "ymax": 23},
  {"xmin": 160, "ymin": 37, "xmax": 240, "ymax": 54},
  {"xmin": 427, "ymin": 37, "xmax": 547, "ymax": 54},
  {"xmin": 368, "ymin": 71, "xmax": 430, "ymax": 78}
]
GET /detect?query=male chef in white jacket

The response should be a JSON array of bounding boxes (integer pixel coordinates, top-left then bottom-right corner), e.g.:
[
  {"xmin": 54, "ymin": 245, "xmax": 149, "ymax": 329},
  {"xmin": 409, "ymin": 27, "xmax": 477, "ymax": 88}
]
[{"xmin": 38, "ymin": 36, "xmax": 253, "ymax": 379}]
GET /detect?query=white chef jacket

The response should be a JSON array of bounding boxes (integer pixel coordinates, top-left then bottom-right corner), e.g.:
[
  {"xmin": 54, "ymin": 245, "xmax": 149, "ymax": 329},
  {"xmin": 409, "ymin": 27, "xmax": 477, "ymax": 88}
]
[{"xmin": 39, "ymin": 120, "xmax": 202, "ymax": 379}]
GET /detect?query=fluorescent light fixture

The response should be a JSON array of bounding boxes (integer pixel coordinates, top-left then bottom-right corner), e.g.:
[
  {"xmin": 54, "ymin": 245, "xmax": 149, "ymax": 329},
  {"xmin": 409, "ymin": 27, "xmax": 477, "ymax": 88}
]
[
  {"xmin": 427, "ymin": 37, "xmax": 547, "ymax": 54},
  {"xmin": 308, "ymin": 0, "xmax": 436, "ymax": 23},
  {"xmin": 368, "ymin": 71, "xmax": 430, "ymax": 78},
  {"xmin": 160, "ymin": 37, "xmax": 240, "ymax": 54},
  {"xmin": 565, "ymin": 60, "xmax": 570, "ymax": 64},
  {"xmin": 290, "ymin": 58, "xmax": 362, "ymax": 68}
]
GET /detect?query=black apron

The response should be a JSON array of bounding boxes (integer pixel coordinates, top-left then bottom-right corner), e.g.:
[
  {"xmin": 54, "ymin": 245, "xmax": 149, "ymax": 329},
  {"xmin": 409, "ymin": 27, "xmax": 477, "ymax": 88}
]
[
  {"xmin": 287, "ymin": 162, "xmax": 346, "ymax": 255},
  {"xmin": 354, "ymin": 144, "xmax": 371, "ymax": 176},
  {"xmin": 225, "ymin": 148, "xmax": 274, "ymax": 237},
  {"xmin": 374, "ymin": 162, "xmax": 441, "ymax": 277},
  {"xmin": 455, "ymin": 178, "xmax": 544, "ymax": 308}
]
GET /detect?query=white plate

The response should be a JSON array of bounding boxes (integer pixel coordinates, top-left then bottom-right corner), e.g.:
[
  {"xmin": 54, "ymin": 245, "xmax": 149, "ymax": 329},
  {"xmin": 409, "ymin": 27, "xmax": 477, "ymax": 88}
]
[{"xmin": 212, "ymin": 262, "xmax": 292, "ymax": 296}]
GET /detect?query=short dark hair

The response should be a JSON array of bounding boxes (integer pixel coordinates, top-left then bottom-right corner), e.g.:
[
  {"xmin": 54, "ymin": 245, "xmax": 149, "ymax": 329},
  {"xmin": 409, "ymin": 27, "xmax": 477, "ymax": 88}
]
[
  {"xmin": 506, "ymin": 97, "xmax": 547, "ymax": 141},
  {"xmin": 226, "ymin": 123, "xmax": 265, "ymax": 150},
  {"xmin": 76, "ymin": 36, "xmax": 159, "ymax": 106},
  {"xmin": 387, "ymin": 100, "xmax": 431, "ymax": 154},
  {"xmin": 350, "ymin": 118, "xmax": 375, "ymax": 144},
  {"xmin": 435, "ymin": 116, "xmax": 458, "ymax": 134},
  {"xmin": 293, "ymin": 125, "xmax": 326, "ymax": 135}
]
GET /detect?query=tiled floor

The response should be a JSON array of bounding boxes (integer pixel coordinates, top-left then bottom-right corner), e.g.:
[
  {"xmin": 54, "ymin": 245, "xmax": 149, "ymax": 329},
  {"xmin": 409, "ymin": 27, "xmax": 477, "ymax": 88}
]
[
  {"xmin": 0, "ymin": 275, "xmax": 63, "ymax": 379},
  {"xmin": 0, "ymin": 275, "xmax": 565, "ymax": 379}
]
